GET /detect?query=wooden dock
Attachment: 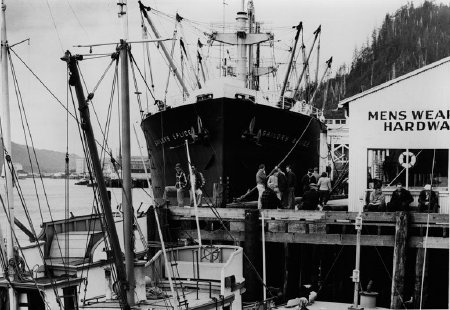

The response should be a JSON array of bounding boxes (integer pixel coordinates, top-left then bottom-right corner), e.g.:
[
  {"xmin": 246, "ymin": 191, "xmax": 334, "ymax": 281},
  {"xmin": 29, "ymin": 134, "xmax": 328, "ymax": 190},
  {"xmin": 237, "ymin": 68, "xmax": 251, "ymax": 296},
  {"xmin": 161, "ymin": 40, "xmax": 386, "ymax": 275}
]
[
  {"xmin": 168, "ymin": 206, "xmax": 449, "ymax": 249},
  {"xmin": 162, "ymin": 203, "xmax": 449, "ymax": 309}
]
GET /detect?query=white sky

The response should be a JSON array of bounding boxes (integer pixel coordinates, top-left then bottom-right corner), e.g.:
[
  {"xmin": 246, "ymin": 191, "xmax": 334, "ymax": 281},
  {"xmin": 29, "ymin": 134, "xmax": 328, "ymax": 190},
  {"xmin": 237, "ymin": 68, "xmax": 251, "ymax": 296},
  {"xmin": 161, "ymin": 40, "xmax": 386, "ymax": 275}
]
[{"xmin": 2, "ymin": 0, "xmax": 435, "ymax": 157}]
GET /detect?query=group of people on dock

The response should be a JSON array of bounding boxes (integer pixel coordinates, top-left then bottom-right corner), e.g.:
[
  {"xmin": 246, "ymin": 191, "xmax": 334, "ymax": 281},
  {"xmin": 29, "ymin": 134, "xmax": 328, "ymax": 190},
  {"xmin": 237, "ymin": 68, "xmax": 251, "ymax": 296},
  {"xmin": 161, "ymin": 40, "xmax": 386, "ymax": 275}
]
[
  {"xmin": 365, "ymin": 181, "xmax": 439, "ymax": 213},
  {"xmin": 256, "ymin": 164, "xmax": 332, "ymax": 210}
]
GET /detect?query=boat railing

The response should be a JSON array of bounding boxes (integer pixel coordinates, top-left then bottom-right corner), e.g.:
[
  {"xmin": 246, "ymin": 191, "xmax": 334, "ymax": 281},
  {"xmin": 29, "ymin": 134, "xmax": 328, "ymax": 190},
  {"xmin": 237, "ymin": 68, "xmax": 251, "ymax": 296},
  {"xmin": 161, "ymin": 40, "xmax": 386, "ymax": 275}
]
[
  {"xmin": 243, "ymin": 297, "xmax": 276, "ymax": 310},
  {"xmin": 195, "ymin": 279, "xmax": 213, "ymax": 300},
  {"xmin": 145, "ymin": 245, "xmax": 243, "ymax": 285}
]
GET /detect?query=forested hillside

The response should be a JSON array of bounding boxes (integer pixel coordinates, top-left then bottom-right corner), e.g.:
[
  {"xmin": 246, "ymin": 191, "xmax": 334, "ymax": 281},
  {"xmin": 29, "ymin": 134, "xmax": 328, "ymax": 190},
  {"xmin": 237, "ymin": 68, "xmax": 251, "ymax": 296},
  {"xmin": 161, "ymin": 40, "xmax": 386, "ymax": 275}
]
[{"xmin": 311, "ymin": 1, "xmax": 450, "ymax": 113}]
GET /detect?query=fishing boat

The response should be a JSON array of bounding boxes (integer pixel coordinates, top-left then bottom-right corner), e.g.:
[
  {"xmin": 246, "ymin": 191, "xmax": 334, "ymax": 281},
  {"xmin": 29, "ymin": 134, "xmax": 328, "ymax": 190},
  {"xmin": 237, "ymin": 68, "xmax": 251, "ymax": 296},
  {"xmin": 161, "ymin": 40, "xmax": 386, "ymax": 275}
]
[{"xmin": 138, "ymin": 0, "xmax": 328, "ymax": 206}]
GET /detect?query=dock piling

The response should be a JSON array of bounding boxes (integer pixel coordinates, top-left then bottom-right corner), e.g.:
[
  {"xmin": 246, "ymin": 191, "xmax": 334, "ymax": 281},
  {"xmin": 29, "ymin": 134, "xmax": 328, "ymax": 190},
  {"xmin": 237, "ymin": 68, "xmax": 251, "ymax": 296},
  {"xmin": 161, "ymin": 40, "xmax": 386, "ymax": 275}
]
[
  {"xmin": 390, "ymin": 211, "xmax": 408, "ymax": 309},
  {"xmin": 243, "ymin": 209, "xmax": 262, "ymax": 302}
]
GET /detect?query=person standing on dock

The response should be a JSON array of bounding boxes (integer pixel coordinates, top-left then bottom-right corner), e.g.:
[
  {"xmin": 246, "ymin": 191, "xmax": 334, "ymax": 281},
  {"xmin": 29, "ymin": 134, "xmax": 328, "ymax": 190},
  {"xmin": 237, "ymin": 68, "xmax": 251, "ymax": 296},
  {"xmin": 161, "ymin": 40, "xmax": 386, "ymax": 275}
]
[
  {"xmin": 190, "ymin": 165, "xmax": 206, "ymax": 207},
  {"xmin": 317, "ymin": 172, "xmax": 332, "ymax": 208},
  {"xmin": 286, "ymin": 165, "xmax": 297, "ymax": 209},
  {"xmin": 164, "ymin": 163, "xmax": 188, "ymax": 207},
  {"xmin": 313, "ymin": 167, "xmax": 320, "ymax": 181},
  {"xmin": 276, "ymin": 166, "xmax": 288, "ymax": 208},
  {"xmin": 301, "ymin": 168, "xmax": 316, "ymax": 195},
  {"xmin": 388, "ymin": 182, "xmax": 413, "ymax": 212},
  {"xmin": 256, "ymin": 164, "xmax": 267, "ymax": 209}
]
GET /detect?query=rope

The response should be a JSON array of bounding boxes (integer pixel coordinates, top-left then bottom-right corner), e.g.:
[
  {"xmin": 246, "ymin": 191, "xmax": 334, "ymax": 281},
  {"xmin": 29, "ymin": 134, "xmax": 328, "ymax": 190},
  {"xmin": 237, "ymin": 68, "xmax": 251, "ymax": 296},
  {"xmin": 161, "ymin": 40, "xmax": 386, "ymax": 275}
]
[
  {"xmin": 4, "ymin": 158, "xmax": 63, "ymax": 309},
  {"xmin": 66, "ymin": 83, "xmax": 118, "ymax": 305},
  {"xmin": 128, "ymin": 51, "xmax": 156, "ymax": 101},
  {"xmin": 8, "ymin": 51, "xmax": 69, "ymax": 268},
  {"xmin": 128, "ymin": 52, "xmax": 145, "ymax": 118},
  {"xmin": 66, "ymin": 86, "xmax": 113, "ymax": 301},
  {"xmin": 0, "ymin": 194, "xmax": 53, "ymax": 310},
  {"xmin": 419, "ymin": 149, "xmax": 435, "ymax": 309},
  {"xmin": 44, "ymin": 0, "xmax": 64, "ymax": 53},
  {"xmin": 10, "ymin": 48, "xmax": 122, "ymax": 160}
]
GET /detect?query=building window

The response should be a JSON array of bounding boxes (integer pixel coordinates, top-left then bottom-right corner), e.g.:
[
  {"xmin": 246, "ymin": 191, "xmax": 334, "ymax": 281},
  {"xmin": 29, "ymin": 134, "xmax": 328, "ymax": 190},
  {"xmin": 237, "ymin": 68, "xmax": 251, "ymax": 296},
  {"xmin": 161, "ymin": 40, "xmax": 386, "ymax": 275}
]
[{"xmin": 367, "ymin": 149, "xmax": 448, "ymax": 189}]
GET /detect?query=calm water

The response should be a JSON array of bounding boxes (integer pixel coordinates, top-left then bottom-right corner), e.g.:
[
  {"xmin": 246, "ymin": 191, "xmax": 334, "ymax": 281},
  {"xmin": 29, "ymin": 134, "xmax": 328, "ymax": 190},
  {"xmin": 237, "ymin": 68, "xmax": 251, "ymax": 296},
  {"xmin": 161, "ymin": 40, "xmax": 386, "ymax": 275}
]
[{"xmin": 0, "ymin": 178, "xmax": 153, "ymax": 242}]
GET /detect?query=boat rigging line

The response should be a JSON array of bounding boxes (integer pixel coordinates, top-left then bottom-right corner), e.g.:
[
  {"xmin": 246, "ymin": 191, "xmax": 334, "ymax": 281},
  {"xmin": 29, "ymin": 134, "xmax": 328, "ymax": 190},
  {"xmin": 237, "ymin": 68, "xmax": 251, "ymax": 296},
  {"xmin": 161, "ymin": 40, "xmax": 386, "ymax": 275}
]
[
  {"xmin": 8, "ymin": 51, "xmax": 72, "ymax": 277},
  {"xmin": 7, "ymin": 50, "xmax": 83, "ymax": 307},
  {"xmin": 66, "ymin": 85, "xmax": 116, "ymax": 304},
  {"xmin": 2, "ymin": 158, "xmax": 64, "ymax": 309},
  {"xmin": 419, "ymin": 149, "xmax": 436, "ymax": 310},
  {"xmin": 64, "ymin": 51, "xmax": 130, "ymax": 309}
]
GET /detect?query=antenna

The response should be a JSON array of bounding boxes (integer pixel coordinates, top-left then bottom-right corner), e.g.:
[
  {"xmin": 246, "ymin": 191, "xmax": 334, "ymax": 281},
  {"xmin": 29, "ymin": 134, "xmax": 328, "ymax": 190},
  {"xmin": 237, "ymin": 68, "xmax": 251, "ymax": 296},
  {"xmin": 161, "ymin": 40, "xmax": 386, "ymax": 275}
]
[{"xmin": 117, "ymin": 0, "xmax": 128, "ymax": 40}]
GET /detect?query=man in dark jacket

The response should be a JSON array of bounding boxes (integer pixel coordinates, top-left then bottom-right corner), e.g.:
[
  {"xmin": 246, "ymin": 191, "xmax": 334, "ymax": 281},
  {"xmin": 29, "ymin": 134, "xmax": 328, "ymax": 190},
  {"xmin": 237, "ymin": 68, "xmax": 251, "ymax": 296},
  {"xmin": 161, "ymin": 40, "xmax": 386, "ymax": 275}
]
[
  {"xmin": 286, "ymin": 165, "xmax": 297, "ymax": 209},
  {"xmin": 261, "ymin": 186, "xmax": 281, "ymax": 209},
  {"xmin": 189, "ymin": 165, "xmax": 206, "ymax": 207},
  {"xmin": 301, "ymin": 183, "xmax": 319, "ymax": 210},
  {"xmin": 301, "ymin": 168, "xmax": 316, "ymax": 195},
  {"xmin": 388, "ymin": 182, "xmax": 413, "ymax": 212},
  {"xmin": 276, "ymin": 166, "xmax": 288, "ymax": 208},
  {"xmin": 164, "ymin": 163, "xmax": 188, "ymax": 207}
]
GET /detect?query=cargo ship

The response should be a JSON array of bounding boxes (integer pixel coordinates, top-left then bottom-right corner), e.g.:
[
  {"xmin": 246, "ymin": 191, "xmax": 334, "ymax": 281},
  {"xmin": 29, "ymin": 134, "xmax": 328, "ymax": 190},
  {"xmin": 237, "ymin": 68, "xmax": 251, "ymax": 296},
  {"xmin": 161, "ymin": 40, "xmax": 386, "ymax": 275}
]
[{"xmin": 140, "ymin": 0, "xmax": 327, "ymax": 205}]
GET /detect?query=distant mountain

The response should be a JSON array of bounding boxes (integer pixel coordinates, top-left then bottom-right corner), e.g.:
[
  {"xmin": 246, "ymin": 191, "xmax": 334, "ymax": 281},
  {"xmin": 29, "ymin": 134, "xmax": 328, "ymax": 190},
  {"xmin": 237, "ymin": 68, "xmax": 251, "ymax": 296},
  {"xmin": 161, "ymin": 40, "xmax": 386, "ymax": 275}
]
[
  {"xmin": 304, "ymin": 1, "xmax": 450, "ymax": 112},
  {"xmin": 0, "ymin": 142, "xmax": 81, "ymax": 174}
]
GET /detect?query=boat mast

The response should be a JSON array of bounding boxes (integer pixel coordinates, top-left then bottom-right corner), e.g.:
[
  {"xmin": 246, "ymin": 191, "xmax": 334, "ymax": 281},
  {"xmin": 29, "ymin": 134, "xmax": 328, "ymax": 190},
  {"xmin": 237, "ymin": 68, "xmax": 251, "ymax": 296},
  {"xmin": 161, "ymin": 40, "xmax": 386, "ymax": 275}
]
[
  {"xmin": 62, "ymin": 52, "xmax": 130, "ymax": 310},
  {"xmin": 1, "ymin": 1, "xmax": 16, "ymax": 308},
  {"xmin": 117, "ymin": 0, "xmax": 135, "ymax": 304},
  {"xmin": 138, "ymin": 1, "xmax": 190, "ymax": 97},
  {"xmin": 279, "ymin": 22, "xmax": 302, "ymax": 105},
  {"xmin": 119, "ymin": 40, "xmax": 136, "ymax": 307}
]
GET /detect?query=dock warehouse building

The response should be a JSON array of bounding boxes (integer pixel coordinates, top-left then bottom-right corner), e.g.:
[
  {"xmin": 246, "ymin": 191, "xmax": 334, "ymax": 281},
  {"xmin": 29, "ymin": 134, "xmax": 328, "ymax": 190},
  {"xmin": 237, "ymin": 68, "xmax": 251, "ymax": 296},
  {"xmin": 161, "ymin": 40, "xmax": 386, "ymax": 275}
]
[{"xmin": 338, "ymin": 57, "xmax": 450, "ymax": 213}]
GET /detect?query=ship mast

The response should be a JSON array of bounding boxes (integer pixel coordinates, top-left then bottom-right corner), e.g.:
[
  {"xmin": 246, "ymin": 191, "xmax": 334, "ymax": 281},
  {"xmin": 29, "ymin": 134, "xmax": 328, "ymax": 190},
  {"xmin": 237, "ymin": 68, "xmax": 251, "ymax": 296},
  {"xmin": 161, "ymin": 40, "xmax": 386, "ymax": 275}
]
[
  {"xmin": 292, "ymin": 25, "xmax": 321, "ymax": 100},
  {"xmin": 210, "ymin": 0, "xmax": 272, "ymax": 88},
  {"xmin": 279, "ymin": 22, "xmax": 302, "ymax": 105},
  {"xmin": 138, "ymin": 1, "xmax": 190, "ymax": 97},
  {"xmin": 1, "ymin": 1, "xmax": 16, "ymax": 308}
]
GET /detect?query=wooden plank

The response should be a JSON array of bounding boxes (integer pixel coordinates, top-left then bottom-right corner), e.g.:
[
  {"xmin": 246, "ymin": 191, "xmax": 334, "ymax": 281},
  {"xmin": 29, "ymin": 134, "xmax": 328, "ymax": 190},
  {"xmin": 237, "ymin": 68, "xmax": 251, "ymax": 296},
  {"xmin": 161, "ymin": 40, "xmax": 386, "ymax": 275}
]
[
  {"xmin": 287, "ymin": 222, "xmax": 308, "ymax": 233},
  {"xmin": 169, "ymin": 207, "xmax": 449, "ymax": 226},
  {"xmin": 169, "ymin": 206, "xmax": 246, "ymax": 220},
  {"xmin": 268, "ymin": 222, "xmax": 286, "ymax": 233},
  {"xmin": 229, "ymin": 221, "xmax": 245, "ymax": 231},
  {"xmin": 179, "ymin": 230, "xmax": 448, "ymax": 249},
  {"xmin": 262, "ymin": 209, "xmax": 325, "ymax": 221}
]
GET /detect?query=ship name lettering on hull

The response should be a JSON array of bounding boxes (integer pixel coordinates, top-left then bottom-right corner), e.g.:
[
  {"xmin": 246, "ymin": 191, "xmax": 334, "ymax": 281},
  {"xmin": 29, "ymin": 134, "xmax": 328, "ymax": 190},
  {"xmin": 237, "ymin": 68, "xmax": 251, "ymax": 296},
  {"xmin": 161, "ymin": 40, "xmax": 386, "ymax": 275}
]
[
  {"xmin": 154, "ymin": 128, "xmax": 195, "ymax": 146},
  {"xmin": 260, "ymin": 129, "xmax": 311, "ymax": 147}
]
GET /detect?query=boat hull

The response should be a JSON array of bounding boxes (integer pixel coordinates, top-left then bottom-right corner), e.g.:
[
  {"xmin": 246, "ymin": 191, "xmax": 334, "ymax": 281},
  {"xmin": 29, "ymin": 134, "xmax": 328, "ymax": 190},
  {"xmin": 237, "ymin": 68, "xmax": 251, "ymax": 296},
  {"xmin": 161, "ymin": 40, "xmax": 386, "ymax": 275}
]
[{"xmin": 141, "ymin": 98, "xmax": 324, "ymax": 205}]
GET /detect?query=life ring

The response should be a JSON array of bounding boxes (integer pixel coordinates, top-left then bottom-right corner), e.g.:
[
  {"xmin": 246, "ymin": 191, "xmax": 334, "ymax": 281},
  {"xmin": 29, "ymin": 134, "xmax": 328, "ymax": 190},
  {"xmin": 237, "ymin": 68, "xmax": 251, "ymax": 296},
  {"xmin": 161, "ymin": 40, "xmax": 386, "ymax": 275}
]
[{"xmin": 398, "ymin": 151, "xmax": 416, "ymax": 168}]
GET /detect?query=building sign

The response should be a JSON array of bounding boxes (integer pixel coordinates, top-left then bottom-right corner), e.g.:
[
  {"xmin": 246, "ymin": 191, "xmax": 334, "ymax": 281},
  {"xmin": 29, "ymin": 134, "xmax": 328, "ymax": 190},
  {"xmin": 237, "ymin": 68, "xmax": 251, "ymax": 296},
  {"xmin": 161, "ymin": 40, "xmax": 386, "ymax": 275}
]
[{"xmin": 368, "ymin": 110, "xmax": 450, "ymax": 131}]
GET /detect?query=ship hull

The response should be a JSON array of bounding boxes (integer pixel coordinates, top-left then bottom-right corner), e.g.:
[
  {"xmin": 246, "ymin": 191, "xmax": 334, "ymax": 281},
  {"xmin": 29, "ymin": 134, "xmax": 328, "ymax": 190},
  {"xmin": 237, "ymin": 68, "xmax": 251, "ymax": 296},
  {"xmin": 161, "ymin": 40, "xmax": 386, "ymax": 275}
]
[{"xmin": 141, "ymin": 98, "xmax": 324, "ymax": 205}]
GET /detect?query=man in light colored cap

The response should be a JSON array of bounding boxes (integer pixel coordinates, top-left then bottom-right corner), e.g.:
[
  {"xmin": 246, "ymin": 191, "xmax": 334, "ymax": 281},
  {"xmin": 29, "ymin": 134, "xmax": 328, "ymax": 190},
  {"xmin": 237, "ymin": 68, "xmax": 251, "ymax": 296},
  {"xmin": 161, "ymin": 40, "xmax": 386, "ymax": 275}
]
[{"xmin": 418, "ymin": 184, "xmax": 439, "ymax": 213}]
